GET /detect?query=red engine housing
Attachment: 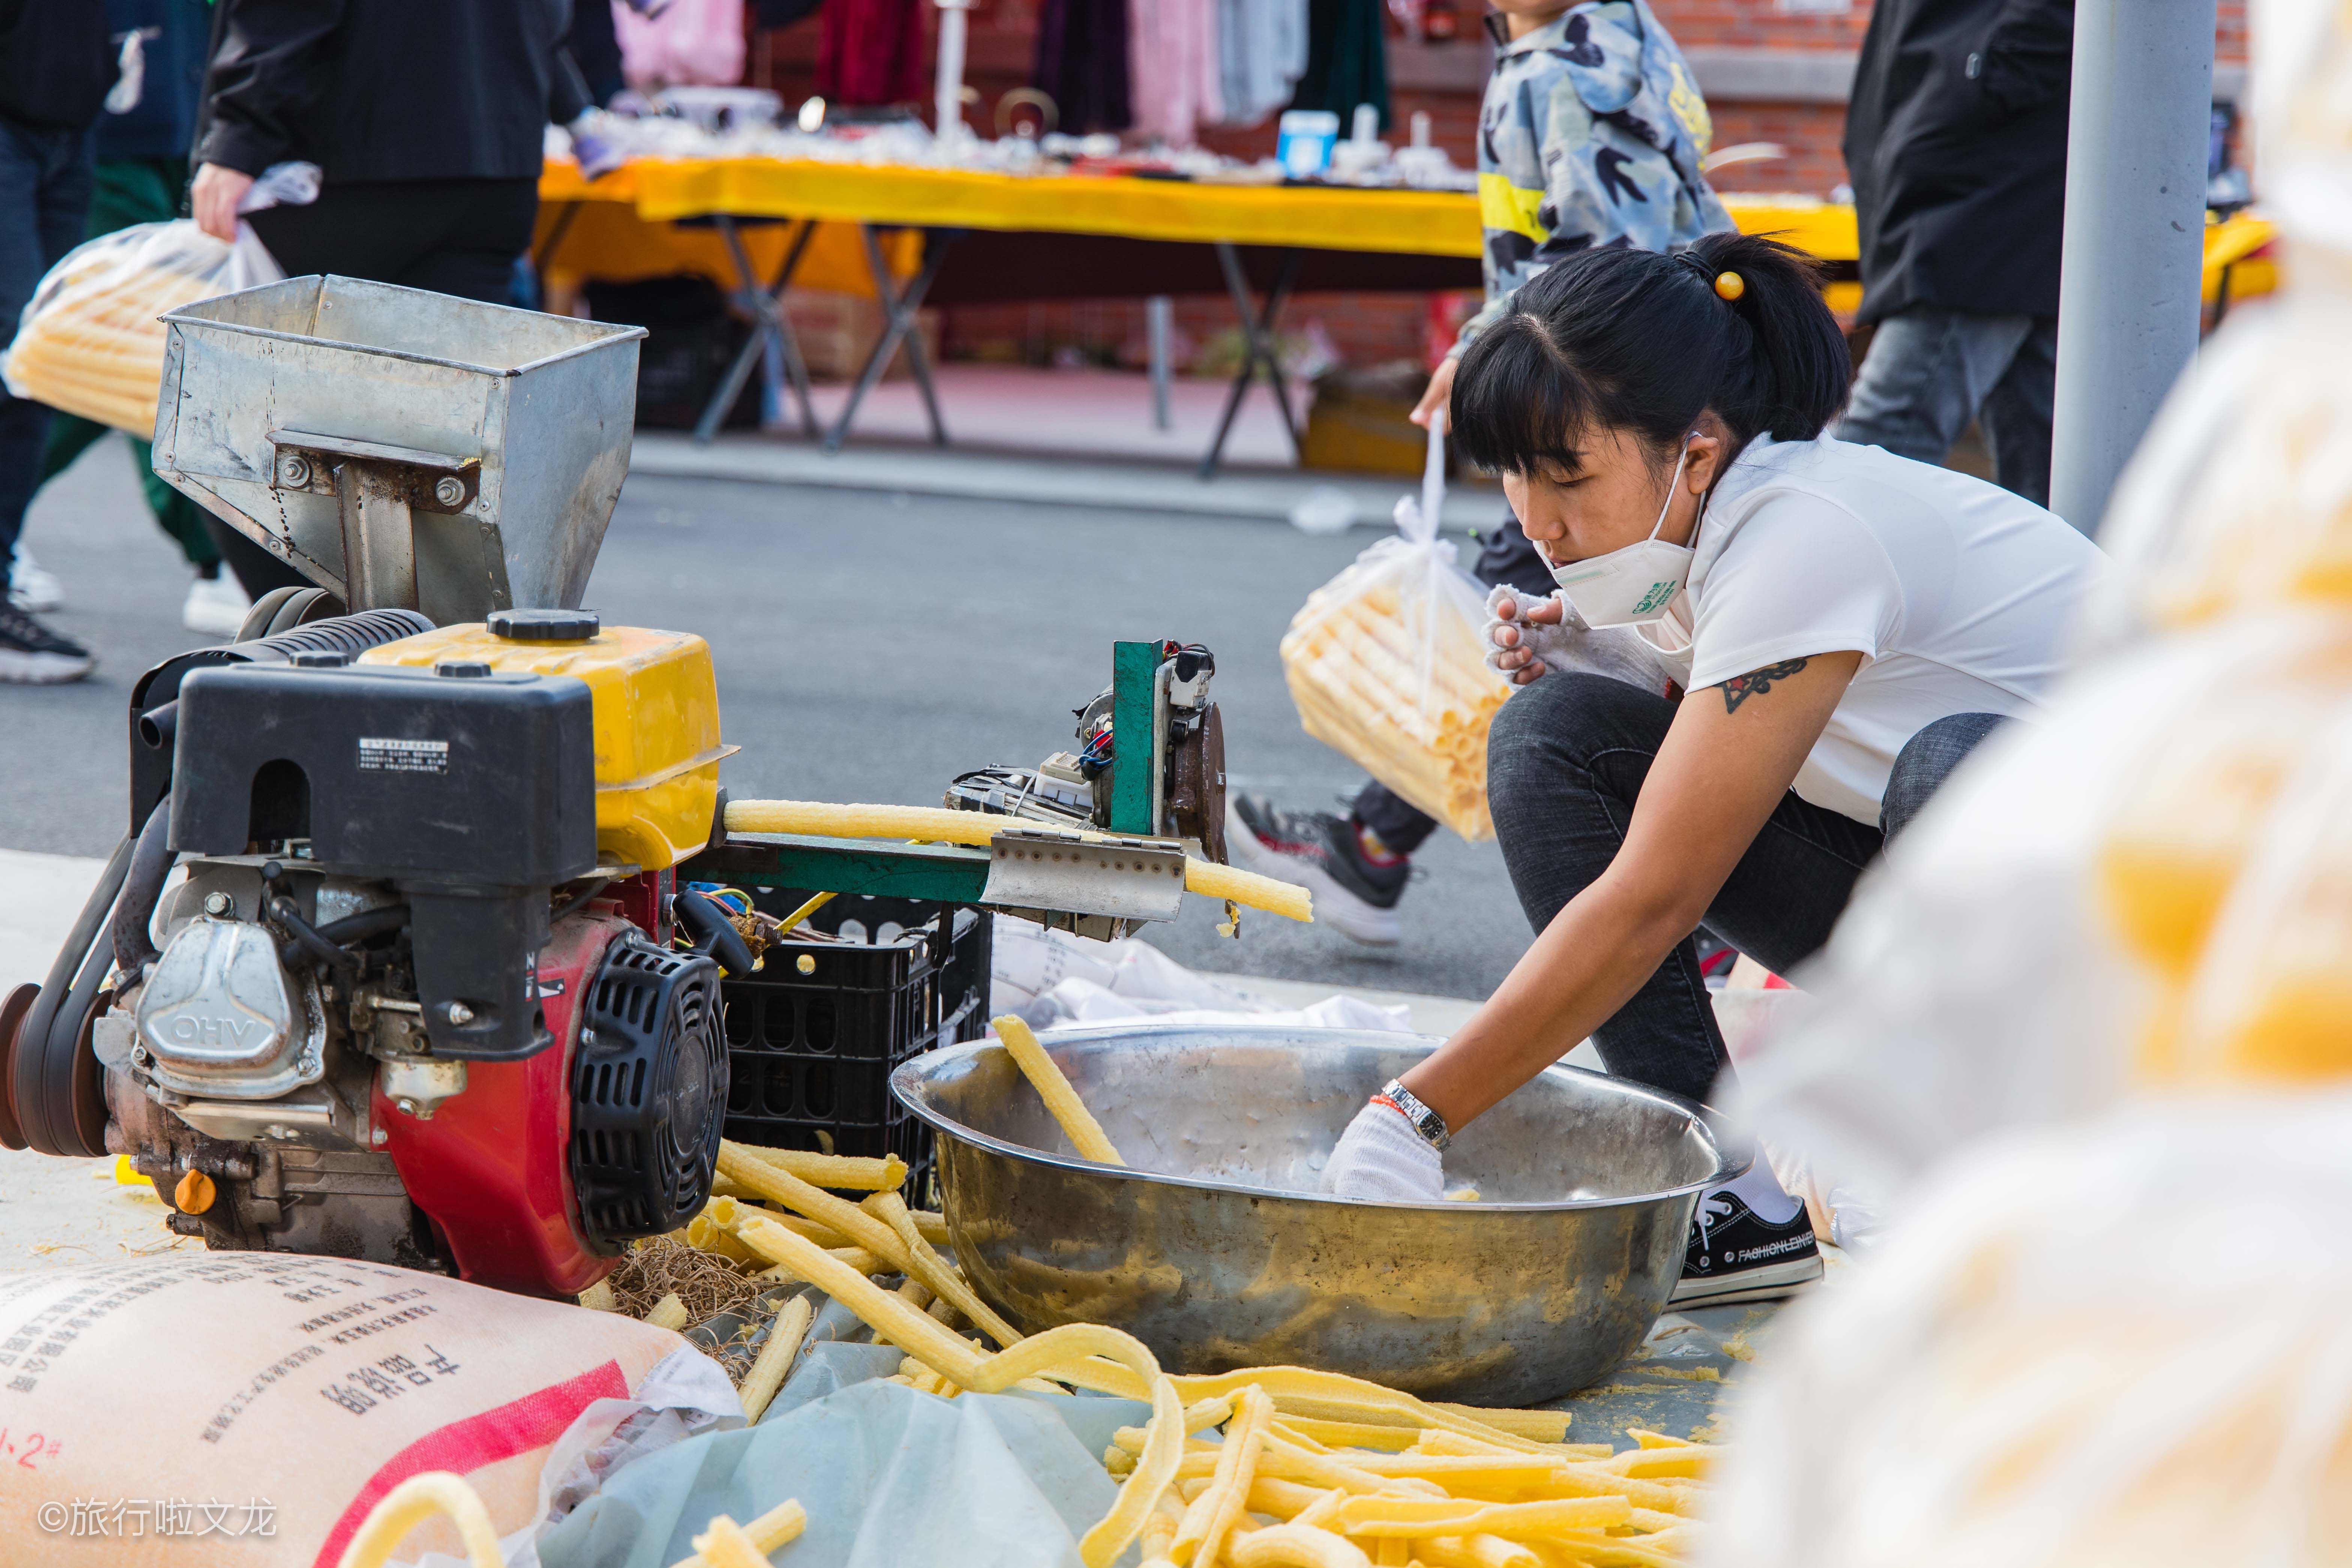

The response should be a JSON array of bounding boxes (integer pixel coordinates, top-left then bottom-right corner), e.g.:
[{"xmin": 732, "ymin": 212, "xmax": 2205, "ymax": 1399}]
[{"xmin": 371, "ymin": 911, "xmax": 634, "ymax": 1297}]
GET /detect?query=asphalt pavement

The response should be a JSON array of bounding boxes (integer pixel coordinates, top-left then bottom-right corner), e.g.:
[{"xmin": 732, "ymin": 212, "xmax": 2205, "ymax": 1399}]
[{"xmin": 0, "ymin": 436, "xmax": 1532, "ymax": 1000}]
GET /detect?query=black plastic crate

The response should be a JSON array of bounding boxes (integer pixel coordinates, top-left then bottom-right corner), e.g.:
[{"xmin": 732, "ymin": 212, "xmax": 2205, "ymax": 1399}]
[{"xmin": 718, "ymin": 894, "xmax": 990, "ymax": 1206}]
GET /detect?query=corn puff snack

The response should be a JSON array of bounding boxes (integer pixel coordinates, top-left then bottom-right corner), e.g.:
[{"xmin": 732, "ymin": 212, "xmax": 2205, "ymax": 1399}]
[
  {"xmin": 1279, "ymin": 538, "xmax": 1511, "ymax": 842},
  {"xmin": 334, "ymin": 1472, "xmax": 504, "ymax": 1568},
  {"xmin": 666, "ymin": 1498, "xmax": 808, "ymax": 1568},
  {"xmin": 737, "ymin": 1293, "xmax": 816, "ymax": 1422},
  {"xmin": 992, "ymin": 1012, "xmax": 1127, "ymax": 1166}
]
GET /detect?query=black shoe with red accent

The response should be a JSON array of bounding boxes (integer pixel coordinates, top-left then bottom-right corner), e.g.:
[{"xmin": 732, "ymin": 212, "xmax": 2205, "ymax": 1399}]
[
  {"xmin": 1670, "ymin": 1188, "xmax": 1824, "ymax": 1308},
  {"xmin": 1225, "ymin": 796, "xmax": 1408, "ymax": 946}
]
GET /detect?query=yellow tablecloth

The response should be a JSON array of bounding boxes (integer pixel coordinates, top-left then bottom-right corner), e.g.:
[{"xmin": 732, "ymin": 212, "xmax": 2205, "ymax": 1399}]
[{"xmin": 538, "ymin": 157, "xmax": 2274, "ymax": 306}]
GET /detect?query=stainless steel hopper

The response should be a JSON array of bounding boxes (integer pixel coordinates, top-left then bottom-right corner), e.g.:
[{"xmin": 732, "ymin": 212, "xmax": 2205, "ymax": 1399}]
[{"xmin": 152, "ymin": 276, "xmax": 646, "ymax": 625}]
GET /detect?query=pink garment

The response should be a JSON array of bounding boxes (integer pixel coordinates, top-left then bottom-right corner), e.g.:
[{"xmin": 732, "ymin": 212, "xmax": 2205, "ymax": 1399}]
[
  {"xmin": 1127, "ymin": 0, "xmax": 1222, "ymax": 145},
  {"xmin": 614, "ymin": 0, "xmax": 748, "ymax": 90}
]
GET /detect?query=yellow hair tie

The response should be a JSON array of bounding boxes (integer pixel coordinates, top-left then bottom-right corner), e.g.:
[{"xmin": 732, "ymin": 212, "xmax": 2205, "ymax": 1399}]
[{"xmin": 1713, "ymin": 271, "xmax": 1745, "ymax": 302}]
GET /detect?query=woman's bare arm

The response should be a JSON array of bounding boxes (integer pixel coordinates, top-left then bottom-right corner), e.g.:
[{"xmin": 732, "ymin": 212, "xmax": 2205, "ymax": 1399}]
[{"xmin": 1398, "ymin": 649, "xmax": 1864, "ymax": 1128}]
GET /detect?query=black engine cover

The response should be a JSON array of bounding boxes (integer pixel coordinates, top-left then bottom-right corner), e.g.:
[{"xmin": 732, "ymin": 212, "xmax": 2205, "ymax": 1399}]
[
  {"xmin": 570, "ymin": 933, "xmax": 727, "ymax": 1248},
  {"xmin": 171, "ymin": 659, "xmax": 597, "ymax": 1058}
]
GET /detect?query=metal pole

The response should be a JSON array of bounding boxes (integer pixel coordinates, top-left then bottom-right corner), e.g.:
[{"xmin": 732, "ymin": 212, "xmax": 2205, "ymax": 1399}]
[
  {"xmin": 2048, "ymin": 0, "xmax": 2216, "ymax": 537},
  {"xmin": 1147, "ymin": 295, "xmax": 1173, "ymax": 431}
]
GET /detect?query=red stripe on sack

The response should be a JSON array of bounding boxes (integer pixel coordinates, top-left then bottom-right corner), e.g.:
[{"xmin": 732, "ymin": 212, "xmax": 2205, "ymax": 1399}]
[{"xmin": 314, "ymin": 1360, "xmax": 631, "ymax": 1568}]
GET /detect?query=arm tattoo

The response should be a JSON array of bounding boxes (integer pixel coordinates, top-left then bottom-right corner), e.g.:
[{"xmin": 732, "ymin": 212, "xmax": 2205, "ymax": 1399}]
[{"xmin": 1718, "ymin": 658, "xmax": 1811, "ymax": 713}]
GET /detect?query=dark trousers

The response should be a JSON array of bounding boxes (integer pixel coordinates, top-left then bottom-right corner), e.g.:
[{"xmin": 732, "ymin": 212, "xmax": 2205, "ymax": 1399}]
[
  {"xmin": 1835, "ymin": 306, "xmax": 2058, "ymax": 509},
  {"xmin": 0, "ymin": 118, "xmax": 95, "ymax": 591},
  {"xmin": 230, "ymin": 176, "xmax": 541, "ymax": 597},
  {"xmin": 1487, "ymin": 673, "xmax": 2000, "ymax": 1104},
  {"xmin": 1352, "ymin": 512, "xmax": 1559, "ymax": 854}
]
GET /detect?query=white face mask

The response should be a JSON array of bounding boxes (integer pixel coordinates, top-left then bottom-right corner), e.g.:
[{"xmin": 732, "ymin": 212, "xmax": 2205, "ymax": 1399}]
[{"xmin": 1545, "ymin": 437, "xmax": 1699, "ymax": 628}]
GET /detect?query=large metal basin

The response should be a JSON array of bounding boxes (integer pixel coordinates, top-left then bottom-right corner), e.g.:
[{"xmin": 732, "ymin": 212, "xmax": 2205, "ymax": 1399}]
[{"xmin": 892, "ymin": 1025, "xmax": 1742, "ymax": 1406}]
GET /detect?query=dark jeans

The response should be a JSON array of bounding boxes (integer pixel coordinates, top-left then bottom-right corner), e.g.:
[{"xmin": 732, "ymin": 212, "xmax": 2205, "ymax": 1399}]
[
  {"xmin": 246, "ymin": 177, "xmax": 540, "ymax": 307},
  {"xmin": 1488, "ymin": 673, "xmax": 2001, "ymax": 1104},
  {"xmin": 1353, "ymin": 511, "xmax": 1558, "ymax": 854},
  {"xmin": 0, "ymin": 118, "xmax": 96, "ymax": 591},
  {"xmin": 1836, "ymin": 306, "xmax": 2058, "ymax": 509}
]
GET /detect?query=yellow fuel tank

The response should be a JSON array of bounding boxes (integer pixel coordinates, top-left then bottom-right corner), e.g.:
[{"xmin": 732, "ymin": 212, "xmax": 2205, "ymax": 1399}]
[{"xmin": 358, "ymin": 614, "xmax": 731, "ymax": 870}]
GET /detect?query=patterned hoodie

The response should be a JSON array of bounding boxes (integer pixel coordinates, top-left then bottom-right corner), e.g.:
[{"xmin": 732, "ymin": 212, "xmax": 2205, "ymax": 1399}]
[{"xmin": 1457, "ymin": 0, "xmax": 1733, "ymax": 353}]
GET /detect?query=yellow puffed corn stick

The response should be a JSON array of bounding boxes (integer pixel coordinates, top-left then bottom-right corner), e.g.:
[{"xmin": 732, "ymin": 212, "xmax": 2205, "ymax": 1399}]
[
  {"xmin": 737, "ymin": 1293, "xmax": 816, "ymax": 1423},
  {"xmin": 714, "ymin": 1147, "xmax": 918, "ymax": 1271},
  {"xmin": 719, "ymin": 1211, "xmax": 1187, "ymax": 1568},
  {"xmin": 1415, "ymin": 1535, "xmax": 1542, "ymax": 1568},
  {"xmin": 722, "ymin": 799, "xmax": 1312, "ymax": 923},
  {"xmin": 1171, "ymin": 1383, "xmax": 1274, "ymax": 1565},
  {"xmin": 862, "ymin": 1188, "xmax": 1022, "ymax": 1347},
  {"xmin": 1327, "ymin": 1494, "xmax": 1633, "ymax": 1537},
  {"xmin": 727, "ymin": 1144, "xmax": 908, "ymax": 1191},
  {"xmin": 993, "ymin": 1014, "xmax": 1126, "ymax": 1166},
  {"xmin": 691, "ymin": 1515, "xmax": 773, "ymax": 1568},
  {"xmin": 667, "ymin": 1498, "xmax": 808, "ymax": 1568},
  {"xmin": 334, "ymin": 1473, "xmax": 503, "ymax": 1568},
  {"xmin": 1228, "ymin": 1524, "xmax": 1371, "ymax": 1568},
  {"xmin": 644, "ymin": 1292, "xmax": 690, "ymax": 1331}
]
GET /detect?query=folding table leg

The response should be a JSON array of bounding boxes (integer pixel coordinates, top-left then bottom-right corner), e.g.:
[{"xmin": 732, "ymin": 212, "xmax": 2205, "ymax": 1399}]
[
  {"xmin": 530, "ymin": 200, "xmax": 583, "ymax": 276},
  {"xmin": 693, "ymin": 214, "xmax": 822, "ymax": 445},
  {"xmin": 1200, "ymin": 243, "xmax": 1302, "ymax": 480},
  {"xmin": 822, "ymin": 226, "xmax": 961, "ymax": 456}
]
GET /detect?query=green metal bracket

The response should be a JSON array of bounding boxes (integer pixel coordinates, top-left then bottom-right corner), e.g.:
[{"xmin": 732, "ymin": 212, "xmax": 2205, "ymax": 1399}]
[
  {"xmin": 688, "ymin": 833, "xmax": 992, "ymax": 903},
  {"xmin": 1110, "ymin": 638, "xmax": 1160, "ymax": 837}
]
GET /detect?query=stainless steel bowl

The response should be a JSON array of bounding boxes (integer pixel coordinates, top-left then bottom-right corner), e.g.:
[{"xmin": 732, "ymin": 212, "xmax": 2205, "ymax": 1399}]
[{"xmin": 891, "ymin": 1024, "xmax": 1744, "ymax": 1405}]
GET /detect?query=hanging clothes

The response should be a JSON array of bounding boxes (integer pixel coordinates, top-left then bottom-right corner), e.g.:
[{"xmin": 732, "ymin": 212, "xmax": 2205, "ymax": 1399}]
[
  {"xmin": 1288, "ymin": 0, "xmax": 1389, "ymax": 131},
  {"xmin": 1129, "ymin": 0, "xmax": 1223, "ymax": 145},
  {"xmin": 1216, "ymin": 0, "xmax": 1308, "ymax": 127},
  {"xmin": 614, "ymin": 0, "xmax": 748, "ymax": 89},
  {"xmin": 1034, "ymin": 0, "xmax": 1132, "ymax": 134},
  {"xmin": 816, "ymin": 0, "xmax": 925, "ymax": 106}
]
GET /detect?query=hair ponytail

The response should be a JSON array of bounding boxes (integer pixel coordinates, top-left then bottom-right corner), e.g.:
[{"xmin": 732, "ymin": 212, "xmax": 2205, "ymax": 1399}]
[{"xmin": 1451, "ymin": 231, "xmax": 1851, "ymax": 477}]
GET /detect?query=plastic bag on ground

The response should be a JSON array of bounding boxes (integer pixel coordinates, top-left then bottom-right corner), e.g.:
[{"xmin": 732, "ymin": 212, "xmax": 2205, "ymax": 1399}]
[
  {"xmin": 2, "ymin": 219, "xmax": 282, "ymax": 435},
  {"xmin": 1279, "ymin": 422, "xmax": 1510, "ymax": 841},
  {"xmin": 1701, "ymin": 1092, "xmax": 2352, "ymax": 1568}
]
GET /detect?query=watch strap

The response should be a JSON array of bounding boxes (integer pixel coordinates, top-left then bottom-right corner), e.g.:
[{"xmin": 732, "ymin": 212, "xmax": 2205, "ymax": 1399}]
[{"xmin": 1373, "ymin": 1078, "xmax": 1451, "ymax": 1151}]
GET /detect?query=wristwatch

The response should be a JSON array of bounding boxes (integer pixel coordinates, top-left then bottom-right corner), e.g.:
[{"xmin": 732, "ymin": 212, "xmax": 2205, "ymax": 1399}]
[{"xmin": 1373, "ymin": 1078, "xmax": 1451, "ymax": 1151}]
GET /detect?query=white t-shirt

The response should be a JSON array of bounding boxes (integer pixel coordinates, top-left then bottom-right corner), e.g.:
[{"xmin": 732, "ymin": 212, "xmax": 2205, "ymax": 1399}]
[{"xmin": 1635, "ymin": 434, "xmax": 2110, "ymax": 826}]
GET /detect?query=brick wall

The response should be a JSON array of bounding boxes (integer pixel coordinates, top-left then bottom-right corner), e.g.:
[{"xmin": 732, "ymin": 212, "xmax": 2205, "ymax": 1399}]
[{"xmin": 748, "ymin": 1, "xmax": 2255, "ymax": 375}]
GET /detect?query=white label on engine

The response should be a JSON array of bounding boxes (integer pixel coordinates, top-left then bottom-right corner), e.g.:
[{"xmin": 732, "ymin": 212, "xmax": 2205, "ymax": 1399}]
[{"xmin": 357, "ymin": 737, "xmax": 449, "ymax": 775}]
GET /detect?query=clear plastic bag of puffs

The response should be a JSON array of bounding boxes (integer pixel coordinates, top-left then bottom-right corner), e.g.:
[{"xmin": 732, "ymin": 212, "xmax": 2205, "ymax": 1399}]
[
  {"xmin": 1, "ymin": 218, "xmax": 282, "ymax": 436},
  {"xmin": 1279, "ymin": 466, "xmax": 1510, "ymax": 841}
]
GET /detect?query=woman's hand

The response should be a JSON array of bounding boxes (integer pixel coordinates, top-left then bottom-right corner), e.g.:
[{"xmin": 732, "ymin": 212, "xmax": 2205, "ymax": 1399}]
[
  {"xmin": 191, "ymin": 163, "xmax": 255, "ymax": 242},
  {"xmin": 1400, "ymin": 649, "xmax": 1865, "ymax": 1133},
  {"xmin": 1486, "ymin": 589, "xmax": 1567, "ymax": 686},
  {"xmin": 1324, "ymin": 1100, "xmax": 1444, "ymax": 1202},
  {"xmin": 1411, "ymin": 356, "xmax": 1458, "ymax": 429}
]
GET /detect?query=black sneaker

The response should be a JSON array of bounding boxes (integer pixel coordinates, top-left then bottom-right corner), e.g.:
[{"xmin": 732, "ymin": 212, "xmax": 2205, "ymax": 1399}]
[
  {"xmin": 0, "ymin": 604, "xmax": 93, "ymax": 684},
  {"xmin": 1669, "ymin": 1188, "xmax": 1824, "ymax": 1308},
  {"xmin": 1225, "ymin": 796, "xmax": 1408, "ymax": 946}
]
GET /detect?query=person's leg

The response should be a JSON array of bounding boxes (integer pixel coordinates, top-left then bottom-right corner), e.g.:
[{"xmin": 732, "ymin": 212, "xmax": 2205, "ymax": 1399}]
[
  {"xmin": 1835, "ymin": 308, "xmax": 2035, "ymax": 467},
  {"xmin": 35, "ymin": 412, "xmax": 108, "ymax": 490},
  {"xmin": 204, "ymin": 515, "xmax": 309, "ymax": 601},
  {"xmin": 1485, "ymin": 672, "xmax": 1882, "ymax": 1104},
  {"xmin": 0, "ymin": 122, "xmax": 96, "ymax": 678},
  {"xmin": 245, "ymin": 180, "xmax": 441, "ymax": 284},
  {"xmin": 1880, "ymin": 713, "xmax": 2008, "ymax": 843},
  {"xmin": 392, "ymin": 179, "xmax": 541, "ymax": 305},
  {"xmin": 138, "ymin": 450, "xmax": 221, "ymax": 570},
  {"xmin": 0, "ymin": 123, "xmax": 57, "ymax": 595},
  {"xmin": 1977, "ymin": 317, "xmax": 2058, "ymax": 509}
]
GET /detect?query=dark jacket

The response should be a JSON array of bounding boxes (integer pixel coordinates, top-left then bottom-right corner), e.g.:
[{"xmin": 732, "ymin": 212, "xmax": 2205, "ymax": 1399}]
[
  {"xmin": 192, "ymin": 0, "xmax": 572, "ymax": 183},
  {"xmin": 0, "ymin": 0, "xmax": 116, "ymax": 131},
  {"xmin": 100, "ymin": 0, "xmax": 212, "ymax": 161},
  {"xmin": 1842, "ymin": 0, "xmax": 2074, "ymax": 324}
]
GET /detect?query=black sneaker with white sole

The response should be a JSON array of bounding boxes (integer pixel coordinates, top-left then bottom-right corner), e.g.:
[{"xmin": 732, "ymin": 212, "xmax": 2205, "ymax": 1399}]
[
  {"xmin": 1669, "ymin": 1188, "xmax": 1824, "ymax": 1308},
  {"xmin": 1225, "ymin": 796, "xmax": 1409, "ymax": 946},
  {"xmin": 0, "ymin": 604, "xmax": 93, "ymax": 684}
]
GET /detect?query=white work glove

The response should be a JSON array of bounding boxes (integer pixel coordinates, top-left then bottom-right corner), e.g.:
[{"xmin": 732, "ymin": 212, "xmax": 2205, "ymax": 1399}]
[
  {"xmin": 1323, "ymin": 1100, "xmax": 1445, "ymax": 1202},
  {"xmin": 1484, "ymin": 583, "xmax": 1676, "ymax": 695}
]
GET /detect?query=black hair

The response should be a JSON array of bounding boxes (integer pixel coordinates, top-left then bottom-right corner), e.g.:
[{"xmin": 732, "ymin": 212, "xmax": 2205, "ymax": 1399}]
[{"xmin": 1450, "ymin": 231, "xmax": 1851, "ymax": 476}]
